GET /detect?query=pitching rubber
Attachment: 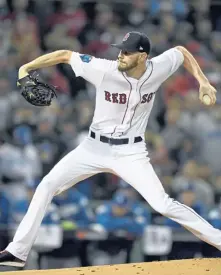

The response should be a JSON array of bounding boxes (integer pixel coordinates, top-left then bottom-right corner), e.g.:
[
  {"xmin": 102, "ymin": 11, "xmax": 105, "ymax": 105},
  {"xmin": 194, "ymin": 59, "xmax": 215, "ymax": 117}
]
[{"xmin": 1, "ymin": 258, "xmax": 221, "ymax": 275}]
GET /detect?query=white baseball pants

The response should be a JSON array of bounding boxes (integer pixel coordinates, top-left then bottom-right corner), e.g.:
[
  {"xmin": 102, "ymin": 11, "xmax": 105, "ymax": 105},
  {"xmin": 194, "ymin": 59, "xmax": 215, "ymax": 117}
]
[{"xmin": 6, "ymin": 135, "xmax": 221, "ymax": 261}]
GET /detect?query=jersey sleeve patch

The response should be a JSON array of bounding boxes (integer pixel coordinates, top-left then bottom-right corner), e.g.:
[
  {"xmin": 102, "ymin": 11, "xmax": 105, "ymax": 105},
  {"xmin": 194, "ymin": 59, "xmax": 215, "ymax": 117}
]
[{"xmin": 80, "ymin": 54, "xmax": 93, "ymax": 63}]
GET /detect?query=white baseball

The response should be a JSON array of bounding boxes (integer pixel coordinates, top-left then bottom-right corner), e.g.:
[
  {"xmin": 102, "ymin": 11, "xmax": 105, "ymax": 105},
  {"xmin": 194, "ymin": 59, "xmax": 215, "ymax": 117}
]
[{"xmin": 203, "ymin": 94, "xmax": 212, "ymax": 105}]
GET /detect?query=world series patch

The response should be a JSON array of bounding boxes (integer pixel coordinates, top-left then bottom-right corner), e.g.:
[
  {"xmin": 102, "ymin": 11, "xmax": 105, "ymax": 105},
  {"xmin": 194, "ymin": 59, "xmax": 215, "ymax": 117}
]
[{"xmin": 80, "ymin": 54, "xmax": 93, "ymax": 63}]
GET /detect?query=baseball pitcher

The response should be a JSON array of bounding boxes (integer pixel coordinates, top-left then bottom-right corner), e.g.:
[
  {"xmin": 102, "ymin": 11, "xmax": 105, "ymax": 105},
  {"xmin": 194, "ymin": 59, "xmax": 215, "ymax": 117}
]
[{"xmin": 0, "ymin": 31, "xmax": 220, "ymax": 267}]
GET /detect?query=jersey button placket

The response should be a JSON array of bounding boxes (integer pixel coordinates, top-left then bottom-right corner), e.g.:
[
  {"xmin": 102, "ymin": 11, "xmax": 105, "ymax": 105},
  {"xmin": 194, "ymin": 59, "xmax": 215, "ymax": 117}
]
[{"xmin": 122, "ymin": 82, "xmax": 139, "ymax": 135}]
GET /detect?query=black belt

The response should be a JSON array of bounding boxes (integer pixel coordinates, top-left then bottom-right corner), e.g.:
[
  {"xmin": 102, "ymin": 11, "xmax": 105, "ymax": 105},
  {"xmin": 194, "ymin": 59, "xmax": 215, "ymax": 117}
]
[{"xmin": 90, "ymin": 131, "xmax": 142, "ymax": 145}]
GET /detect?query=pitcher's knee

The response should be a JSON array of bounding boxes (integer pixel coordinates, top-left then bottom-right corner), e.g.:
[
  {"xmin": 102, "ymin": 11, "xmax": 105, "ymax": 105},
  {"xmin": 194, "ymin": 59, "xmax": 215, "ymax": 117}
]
[
  {"xmin": 35, "ymin": 175, "xmax": 58, "ymax": 196},
  {"xmin": 149, "ymin": 195, "xmax": 173, "ymax": 216},
  {"xmin": 151, "ymin": 203, "xmax": 168, "ymax": 216}
]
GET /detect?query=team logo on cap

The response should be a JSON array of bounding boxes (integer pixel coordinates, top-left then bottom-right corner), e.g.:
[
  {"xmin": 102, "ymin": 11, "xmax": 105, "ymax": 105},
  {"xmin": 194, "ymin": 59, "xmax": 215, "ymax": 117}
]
[{"xmin": 122, "ymin": 33, "xmax": 130, "ymax": 42}]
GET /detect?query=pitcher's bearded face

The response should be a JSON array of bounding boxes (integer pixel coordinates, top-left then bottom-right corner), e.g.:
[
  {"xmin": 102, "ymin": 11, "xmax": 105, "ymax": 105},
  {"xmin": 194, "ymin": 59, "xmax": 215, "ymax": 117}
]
[{"xmin": 117, "ymin": 50, "xmax": 140, "ymax": 72}]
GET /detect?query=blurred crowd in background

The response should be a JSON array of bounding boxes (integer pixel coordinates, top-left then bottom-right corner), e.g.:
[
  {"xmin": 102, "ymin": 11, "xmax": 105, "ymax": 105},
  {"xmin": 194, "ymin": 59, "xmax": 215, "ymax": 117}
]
[{"xmin": 1, "ymin": 0, "xmax": 221, "ymax": 270}]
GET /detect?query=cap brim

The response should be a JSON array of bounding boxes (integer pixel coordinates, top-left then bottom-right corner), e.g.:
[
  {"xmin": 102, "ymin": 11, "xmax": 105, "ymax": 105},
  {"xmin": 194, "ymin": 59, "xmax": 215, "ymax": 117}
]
[
  {"xmin": 111, "ymin": 43, "xmax": 136, "ymax": 52},
  {"xmin": 111, "ymin": 43, "xmax": 124, "ymax": 49}
]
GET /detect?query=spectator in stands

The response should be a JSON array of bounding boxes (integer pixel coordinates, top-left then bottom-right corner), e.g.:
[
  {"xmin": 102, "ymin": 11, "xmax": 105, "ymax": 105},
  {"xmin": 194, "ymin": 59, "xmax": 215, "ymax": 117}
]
[
  {"xmin": 78, "ymin": 3, "xmax": 114, "ymax": 57},
  {"xmin": 44, "ymin": 22, "xmax": 81, "ymax": 52},
  {"xmin": 213, "ymin": 175, "xmax": 221, "ymax": 204},
  {"xmin": 33, "ymin": 118, "xmax": 66, "ymax": 176},
  {"xmin": 178, "ymin": 93, "xmax": 221, "ymax": 174},
  {"xmin": 177, "ymin": 135, "xmax": 198, "ymax": 168},
  {"xmin": 75, "ymin": 99, "xmax": 94, "ymax": 132},
  {"xmin": 172, "ymin": 159, "xmax": 214, "ymax": 207},
  {"xmin": 208, "ymin": 200, "xmax": 221, "ymax": 230},
  {"xmin": 4, "ymin": 46, "xmax": 19, "ymax": 89},
  {"xmin": 92, "ymin": 190, "xmax": 149, "ymax": 265},
  {"xmin": 145, "ymin": 131, "xmax": 177, "ymax": 177},
  {"xmin": 197, "ymin": 161, "xmax": 213, "ymax": 184},
  {"xmin": 165, "ymin": 184, "xmax": 206, "ymax": 259},
  {"xmin": 175, "ymin": 90, "xmax": 202, "ymax": 135},
  {"xmin": 0, "ymin": 189, "xmax": 10, "ymax": 250},
  {"xmin": 210, "ymin": 31, "xmax": 221, "ymax": 61},
  {"xmin": 145, "ymin": 131, "xmax": 167, "ymax": 164},
  {"xmin": 58, "ymin": 120, "xmax": 78, "ymax": 151},
  {"xmin": 165, "ymin": 184, "xmax": 207, "ymax": 229},
  {"xmin": 203, "ymin": 199, "xmax": 221, "ymax": 258},
  {"xmin": 127, "ymin": 0, "xmax": 148, "ymax": 28},
  {"xmin": 40, "ymin": 67, "xmax": 70, "ymax": 96},
  {"xmin": 7, "ymin": 0, "xmax": 41, "ymax": 65},
  {"xmin": 11, "ymin": 105, "xmax": 37, "ymax": 128},
  {"xmin": 46, "ymin": 0, "xmax": 86, "ymax": 38},
  {"xmin": 50, "ymin": 188, "xmax": 94, "ymax": 268},
  {"xmin": 160, "ymin": 12, "xmax": 177, "ymax": 42},
  {"xmin": 9, "ymin": 185, "xmax": 62, "ymax": 269},
  {"xmin": 90, "ymin": 172, "xmax": 119, "ymax": 200},
  {"xmin": 197, "ymin": 104, "xmax": 221, "ymax": 174},
  {"xmin": 0, "ymin": 76, "xmax": 13, "ymax": 131},
  {"xmin": 0, "ymin": 124, "xmax": 41, "ymax": 201},
  {"xmin": 43, "ymin": 0, "xmax": 83, "ymax": 98},
  {"xmin": 53, "ymin": 188, "xmax": 94, "ymax": 230},
  {"xmin": 12, "ymin": 124, "xmax": 42, "ymax": 182},
  {"xmin": 0, "ymin": 0, "xmax": 9, "ymax": 19},
  {"xmin": 161, "ymin": 108, "xmax": 186, "ymax": 161},
  {"xmin": 149, "ymin": 0, "xmax": 188, "ymax": 19},
  {"xmin": 195, "ymin": 17, "xmax": 212, "ymax": 45}
]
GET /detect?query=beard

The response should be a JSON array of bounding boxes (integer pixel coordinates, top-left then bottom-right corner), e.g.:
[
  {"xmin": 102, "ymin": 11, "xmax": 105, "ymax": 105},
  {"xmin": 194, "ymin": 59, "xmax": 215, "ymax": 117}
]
[{"xmin": 117, "ymin": 59, "xmax": 139, "ymax": 72}]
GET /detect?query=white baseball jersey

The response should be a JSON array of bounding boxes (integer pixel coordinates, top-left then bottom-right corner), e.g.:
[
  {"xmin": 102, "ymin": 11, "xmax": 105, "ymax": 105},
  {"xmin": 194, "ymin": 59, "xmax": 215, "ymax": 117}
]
[
  {"xmin": 7, "ymin": 48, "xmax": 221, "ymax": 262},
  {"xmin": 69, "ymin": 48, "xmax": 184, "ymax": 138}
]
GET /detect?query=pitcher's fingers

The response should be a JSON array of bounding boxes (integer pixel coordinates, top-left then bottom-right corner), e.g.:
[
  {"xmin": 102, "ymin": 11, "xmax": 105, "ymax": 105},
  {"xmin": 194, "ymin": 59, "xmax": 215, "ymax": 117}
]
[
  {"xmin": 212, "ymin": 94, "xmax": 217, "ymax": 104},
  {"xmin": 199, "ymin": 92, "xmax": 203, "ymax": 102}
]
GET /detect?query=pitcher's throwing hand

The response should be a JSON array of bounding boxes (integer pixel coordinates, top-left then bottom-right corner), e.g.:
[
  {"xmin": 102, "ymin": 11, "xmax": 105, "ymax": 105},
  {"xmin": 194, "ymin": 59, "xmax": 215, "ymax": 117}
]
[{"xmin": 199, "ymin": 82, "xmax": 217, "ymax": 106}]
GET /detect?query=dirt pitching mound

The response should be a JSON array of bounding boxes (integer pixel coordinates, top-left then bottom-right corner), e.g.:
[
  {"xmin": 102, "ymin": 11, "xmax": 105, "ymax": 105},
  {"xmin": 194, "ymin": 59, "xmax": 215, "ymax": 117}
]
[{"xmin": 2, "ymin": 258, "xmax": 221, "ymax": 275}]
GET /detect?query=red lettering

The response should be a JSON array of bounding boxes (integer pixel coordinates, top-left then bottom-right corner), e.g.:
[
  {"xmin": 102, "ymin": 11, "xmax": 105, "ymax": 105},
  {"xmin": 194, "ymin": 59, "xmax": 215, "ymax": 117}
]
[
  {"xmin": 105, "ymin": 91, "xmax": 111, "ymax": 102},
  {"xmin": 141, "ymin": 94, "xmax": 148, "ymax": 103},
  {"xmin": 112, "ymin": 93, "xmax": 118, "ymax": 103},
  {"xmin": 147, "ymin": 93, "xmax": 153, "ymax": 102},
  {"xmin": 141, "ymin": 92, "xmax": 155, "ymax": 104},
  {"xmin": 119, "ymin": 93, "xmax": 126, "ymax": 104},
  {"xmin": 104, "ymin": 91, "xmax": 126, "ymax": 104}
]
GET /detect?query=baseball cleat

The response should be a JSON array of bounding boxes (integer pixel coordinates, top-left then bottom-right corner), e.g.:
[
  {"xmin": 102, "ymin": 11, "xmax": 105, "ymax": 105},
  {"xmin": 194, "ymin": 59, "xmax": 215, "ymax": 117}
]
[{"xmin": 0, "ymin": 250, "xmax": 25, "ymax": 267}]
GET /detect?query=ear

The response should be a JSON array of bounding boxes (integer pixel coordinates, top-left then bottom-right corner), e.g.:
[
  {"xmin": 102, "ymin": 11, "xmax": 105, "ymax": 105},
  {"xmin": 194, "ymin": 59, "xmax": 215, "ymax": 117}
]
[
  {"xmin": 143, "ymin": 52, "xmax": 148, "ymax": 60},
  {"xmin": 138, "ymin": 53, "xmax": 146, "ymax": 63},
  {"xmin": 140, "ymin": 52, "xmax": 148, "ymax": 61}
]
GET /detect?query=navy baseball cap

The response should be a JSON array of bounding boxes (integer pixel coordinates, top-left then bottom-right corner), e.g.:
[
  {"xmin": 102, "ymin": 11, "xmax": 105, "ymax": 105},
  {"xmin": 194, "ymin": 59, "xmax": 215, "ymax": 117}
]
[{"xmin": 111, "ymin": 31, "xmax": 151, "ymax": 54}]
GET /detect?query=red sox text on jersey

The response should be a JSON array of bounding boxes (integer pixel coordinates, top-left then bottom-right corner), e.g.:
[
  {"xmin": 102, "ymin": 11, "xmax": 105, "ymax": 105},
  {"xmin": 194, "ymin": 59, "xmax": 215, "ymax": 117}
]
[
  {"xmin": 69, "ymin": 50, "xmax": 184, "ymax": 137},
  {"xmin": 104, "ymin": 91, "xmax": 156, "ymax": 104}
]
